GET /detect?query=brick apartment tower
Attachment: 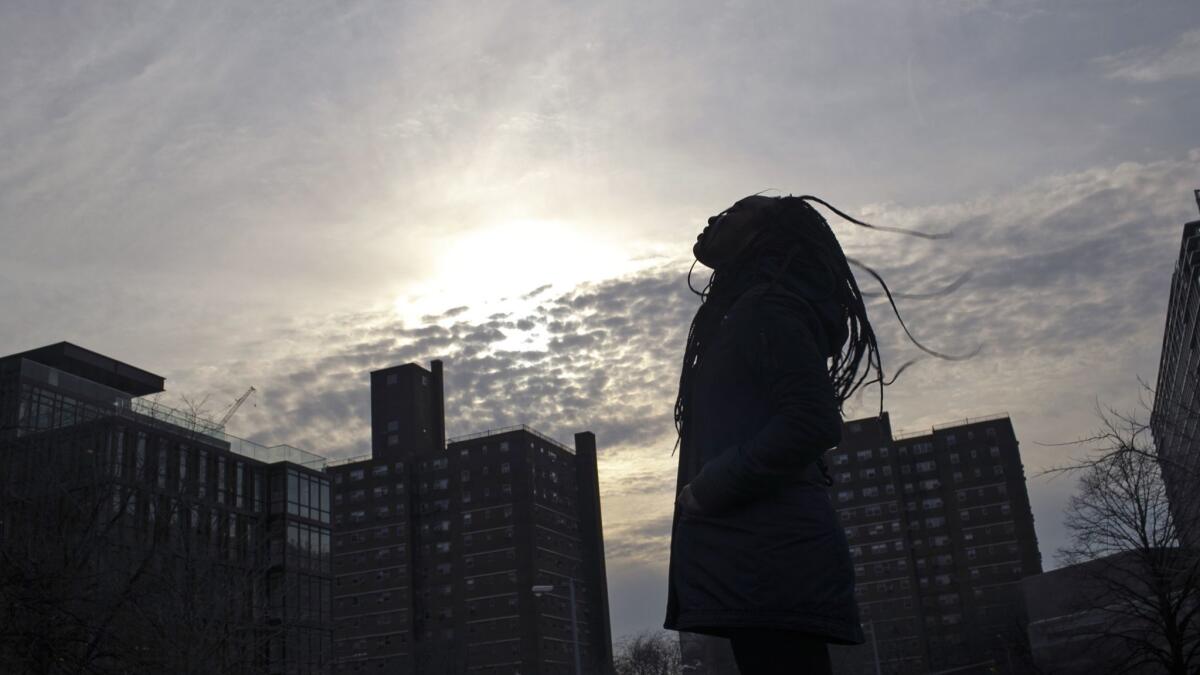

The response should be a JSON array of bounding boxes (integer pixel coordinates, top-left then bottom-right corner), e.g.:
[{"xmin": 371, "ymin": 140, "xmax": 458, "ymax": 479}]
[
  {"xmin": 823, "ymin": 413, "xmax": 1042, "ymax": 675},
  {"xmin": 1152, "ymin": 190, "xmax": 1200, "ymax": 549},
  {"xmin": 329, "ymin": 361, "xmax": 615, "ymax": 674}
]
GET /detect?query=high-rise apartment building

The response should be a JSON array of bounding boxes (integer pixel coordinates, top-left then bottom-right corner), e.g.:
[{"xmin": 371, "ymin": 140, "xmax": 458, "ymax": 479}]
[
  {"xmin": 0, "ymin": 342, "xmax": 332, "ymax": 674},
  {"xmin": 827, "ymin": 412, "xmax": 1042, "ymax": 675},
  {"xmin": 329, "ymin": 360, "xmax": 614, "ymax": 675},
  {"xmin": 1152, "ymin": 190, "xmax": 1200, "ymax": 548}
]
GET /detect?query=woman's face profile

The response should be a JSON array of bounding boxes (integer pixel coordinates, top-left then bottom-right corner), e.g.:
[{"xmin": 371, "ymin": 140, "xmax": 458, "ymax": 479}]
[{"xmin": 694, "ymin": 195, "xmax": 776, "ymax": 269}]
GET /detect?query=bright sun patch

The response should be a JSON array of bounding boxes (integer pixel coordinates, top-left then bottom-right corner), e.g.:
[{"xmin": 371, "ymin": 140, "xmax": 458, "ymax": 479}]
[{"xmin": 392, "ymin": 218, "xmax": 646, "ymax": 332}]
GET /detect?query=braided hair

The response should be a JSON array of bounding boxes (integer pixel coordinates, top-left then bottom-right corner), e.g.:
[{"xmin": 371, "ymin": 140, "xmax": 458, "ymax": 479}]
[{"xmin": 671, "ymin": 195, "xmax": 975, "ymax": 460}]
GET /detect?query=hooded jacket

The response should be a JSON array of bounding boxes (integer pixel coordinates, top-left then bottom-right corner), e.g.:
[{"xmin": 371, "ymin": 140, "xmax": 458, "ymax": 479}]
[{"xmin": 662, "ymin": 264, "xmax": 864, "ymax": 645}]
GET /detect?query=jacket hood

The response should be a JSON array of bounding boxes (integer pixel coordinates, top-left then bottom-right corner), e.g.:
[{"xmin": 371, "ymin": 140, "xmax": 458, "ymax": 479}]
[{"xmin": 752, "ymin": 257, "xmax": 849, "ymax": 360}]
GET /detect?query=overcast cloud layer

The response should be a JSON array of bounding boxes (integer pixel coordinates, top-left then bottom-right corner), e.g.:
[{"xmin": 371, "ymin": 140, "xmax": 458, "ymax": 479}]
[{"xmin": 2, "ymin": 0, "xmax": 1199, "ymax": 644}]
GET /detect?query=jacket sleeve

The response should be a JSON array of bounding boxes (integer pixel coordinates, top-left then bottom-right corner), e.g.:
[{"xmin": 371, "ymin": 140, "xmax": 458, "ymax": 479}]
[{"xmin": 686, "ymin": 292, "xmax": 843, "ymax": 515}]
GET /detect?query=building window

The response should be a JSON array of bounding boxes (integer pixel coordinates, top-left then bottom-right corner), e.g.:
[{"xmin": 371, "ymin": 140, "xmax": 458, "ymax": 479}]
[
  {"xmin": 170, "ymin": 447, "xmax": 187, "ymax": 492},
  {"xmin": 235, "ymin": 462, "xmax": 245, "ymax": 508},
  {"xmin": 350, "ymin": 469, "xmax": 364, "ymax": 481}
]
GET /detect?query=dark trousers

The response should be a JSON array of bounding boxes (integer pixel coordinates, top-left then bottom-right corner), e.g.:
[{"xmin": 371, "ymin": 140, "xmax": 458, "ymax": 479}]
[{"xmin": 727, "ymin": 628, "xmax": 832, "ymax": 675}]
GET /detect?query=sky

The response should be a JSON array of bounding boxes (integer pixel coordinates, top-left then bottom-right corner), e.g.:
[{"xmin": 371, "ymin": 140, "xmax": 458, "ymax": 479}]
[{"xmin": 3, "ymin": 0, "xmax": 1200, "ymax": 647}]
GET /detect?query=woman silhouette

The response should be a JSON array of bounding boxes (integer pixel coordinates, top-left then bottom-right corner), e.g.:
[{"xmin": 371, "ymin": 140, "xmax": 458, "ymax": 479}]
[{"xmin": 662, "ymin": 194, "xmax": 957, "ymax": 673}]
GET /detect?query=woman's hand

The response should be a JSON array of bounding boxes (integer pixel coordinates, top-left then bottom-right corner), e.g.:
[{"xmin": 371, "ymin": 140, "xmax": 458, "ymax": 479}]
[{"xmin": 676, "ymin": 483, "xmax": 706, "ymax": 517}]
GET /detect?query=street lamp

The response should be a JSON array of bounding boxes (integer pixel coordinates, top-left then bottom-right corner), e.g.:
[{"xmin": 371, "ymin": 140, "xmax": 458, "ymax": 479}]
[
  {"xmin": 532, "ymin": 577, "xmax": 582, "ymax": 675},
  {"xmin": 865, "ymin": 620, "xmax": 881, "ymax": 675}
]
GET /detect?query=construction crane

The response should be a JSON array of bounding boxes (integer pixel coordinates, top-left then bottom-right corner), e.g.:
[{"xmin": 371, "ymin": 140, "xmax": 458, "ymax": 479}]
[{"xmin": 219, "ymin": 387, "xmax": 257, "ymax": 427}]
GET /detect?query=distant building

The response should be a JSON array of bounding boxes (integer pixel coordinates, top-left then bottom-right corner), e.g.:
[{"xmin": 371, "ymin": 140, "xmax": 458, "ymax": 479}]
[
  {"xmin": 0, "ymin": 342, "xmax": 332, "ymax": 674},
  {"xmin": 1021, "ymin": 551, "xmax": 1168, "ymax": 674},
  {"xmin": 1151, "ymin": 190, "xmax": 1200, "ymax": 548},
  {"xmin": 826, "ymin": 412, "xmax": 1042, "ymax": 675},
  {"xmin": 672, "ymin": 412, "xmax": 1041, "ymax": 675},
  {"xmin": 328, "ymin": 360, "xmax": 615, "ymax": 674}
]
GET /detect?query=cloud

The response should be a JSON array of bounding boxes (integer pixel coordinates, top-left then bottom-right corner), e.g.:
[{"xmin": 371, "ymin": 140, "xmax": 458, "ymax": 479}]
[
  {"xmin": 146, "ymin": 152, "xmax": 1199, "ymax": 604},
  {"xmin": 3, "ymin": 0, "xmax": 1198, "ymax": 644},
  {"xmin": 1097, "ymin": 28, "xmax": 1200, "ymax": 83}
]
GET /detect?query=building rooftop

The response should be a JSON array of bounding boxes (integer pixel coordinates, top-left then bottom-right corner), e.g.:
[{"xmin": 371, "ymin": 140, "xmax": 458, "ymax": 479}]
[
  {"xmin": 449, "ymin": 423, "xmax": 575, "ymax": 455},
  {"xmin": 4, "ymin": 342, "xmax": 325, "ymax": 469},
  {"xmin": 2, "ymin": 341, "xmax": 164, "ymax": 396}
]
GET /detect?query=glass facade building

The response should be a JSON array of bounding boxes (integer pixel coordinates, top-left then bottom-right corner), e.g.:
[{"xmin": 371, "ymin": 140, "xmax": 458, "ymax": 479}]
[
  {"xmin": 1152, "ymin": 192, "xmax": 1200, "ymax": 548},
  {"xmin": 0, "ymin": 342, "xmax": 332, "ymax": 674}
]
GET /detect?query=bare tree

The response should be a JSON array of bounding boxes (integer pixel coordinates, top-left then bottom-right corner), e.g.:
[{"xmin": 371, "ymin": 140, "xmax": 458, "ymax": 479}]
[
  {"xmin": 0, "ymin": 421, "xmax": 287, "ymax": 674},
  {"xmin": 1048, "ymin": 405, "xmax": 1200, "ymax": 674},
  {"xmin": 613, "ymin": 630, "xmax": 682, "ymax": 675},
  {"xmin": 0, "ymin": 421, "xmax": 151, "ymax": 674}
]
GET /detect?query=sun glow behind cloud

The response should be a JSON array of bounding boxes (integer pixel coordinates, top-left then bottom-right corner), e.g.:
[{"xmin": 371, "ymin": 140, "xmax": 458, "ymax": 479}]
[{"xmin": 392, "ymin": 217, "xmax": 655, "ymax": 335}]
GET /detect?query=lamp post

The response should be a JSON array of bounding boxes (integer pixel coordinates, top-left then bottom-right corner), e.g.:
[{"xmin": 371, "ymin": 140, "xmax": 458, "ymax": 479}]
[
  {"xmin": 865, "ymin": 620, "xmax": 881, "ymax": 675},
  {"xmin": 532, "ymin": 577, "xmax": 582, "ymax": 675}
]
